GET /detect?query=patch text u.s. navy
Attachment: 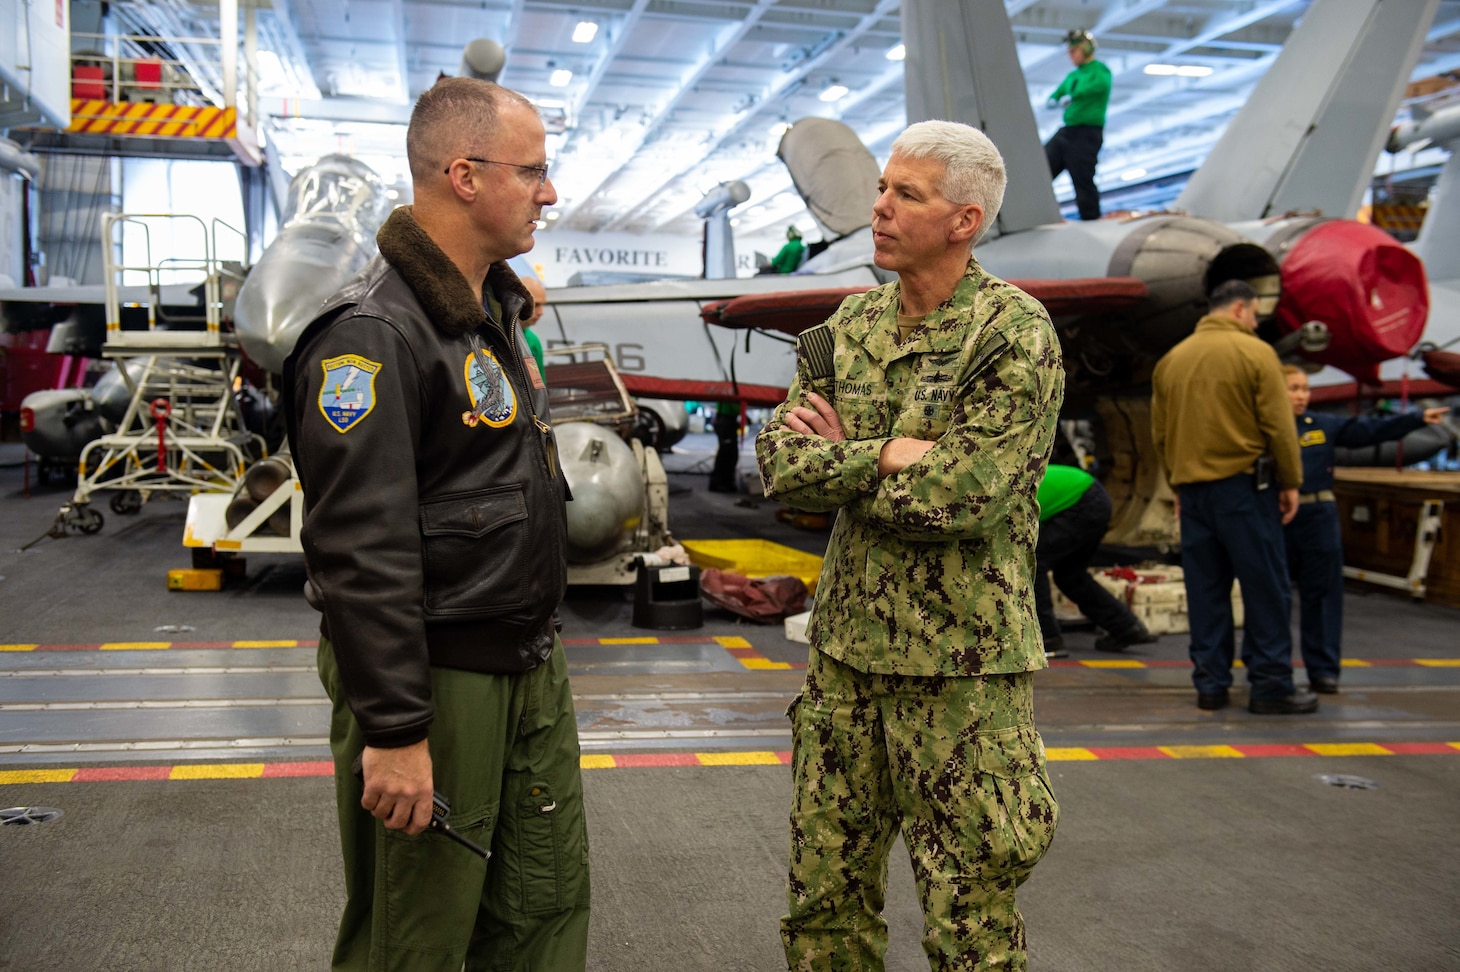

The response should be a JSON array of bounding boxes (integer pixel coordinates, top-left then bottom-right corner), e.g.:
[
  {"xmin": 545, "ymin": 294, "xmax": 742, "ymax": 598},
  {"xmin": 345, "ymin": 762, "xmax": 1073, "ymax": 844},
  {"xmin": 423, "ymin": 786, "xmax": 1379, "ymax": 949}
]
[{"xmin": 318, "ymin": 354, "xmax": 382, "ymax": 434}]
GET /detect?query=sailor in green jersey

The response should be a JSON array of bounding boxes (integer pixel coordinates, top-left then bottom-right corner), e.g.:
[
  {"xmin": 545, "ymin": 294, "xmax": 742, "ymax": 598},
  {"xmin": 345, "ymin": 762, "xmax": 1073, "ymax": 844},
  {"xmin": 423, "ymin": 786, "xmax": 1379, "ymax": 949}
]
[
  {"xmin": 1035, "ymin": 464, "xmax": 1156, "ymax": 657},
  {"xmin": 1043, "ymin": 29, "xmax": 1112, "ymax": 221},
  {"xmin": 770, "ymin": 224, "xmax": 806, "ymax": 273}
]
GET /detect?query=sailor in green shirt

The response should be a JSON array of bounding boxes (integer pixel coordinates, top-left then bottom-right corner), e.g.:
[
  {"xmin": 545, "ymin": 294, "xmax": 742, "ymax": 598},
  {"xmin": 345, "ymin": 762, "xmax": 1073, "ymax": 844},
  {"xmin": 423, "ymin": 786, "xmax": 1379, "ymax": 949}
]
[
  {"xmin": 769, "ymin": 225, "xmax": 806, "ymax": 273},
  {"xmin": 1043, "ymin": 29, "xmax": 1112, "ymax": 221},
  {"xmin": 1035, "ymin": 463, "xmax": 1155, "ymax": 656}
]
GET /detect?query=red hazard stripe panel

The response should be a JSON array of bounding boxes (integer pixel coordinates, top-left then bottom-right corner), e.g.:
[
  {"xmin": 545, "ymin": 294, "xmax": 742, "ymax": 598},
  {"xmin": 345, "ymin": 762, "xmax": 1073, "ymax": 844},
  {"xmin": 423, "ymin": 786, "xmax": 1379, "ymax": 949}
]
[
  {"xmin": 702, "ymin": 277, "xmax": 1150, "ymax": 337},
  {"xmin": 2, "ymin": 742, "xmax": 1458, "ymax": 785},
  {"xmin": 65, "ymin": 101, "xmax": 234, "ymax": 139}
]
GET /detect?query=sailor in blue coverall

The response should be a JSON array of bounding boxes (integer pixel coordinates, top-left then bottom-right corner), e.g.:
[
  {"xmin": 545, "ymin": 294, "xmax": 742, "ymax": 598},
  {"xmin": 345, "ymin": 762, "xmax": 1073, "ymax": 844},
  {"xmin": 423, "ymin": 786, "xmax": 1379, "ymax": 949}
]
[{"xmin": 1281, "ymin": 366, "xmax": 1450, "ymax": 693}]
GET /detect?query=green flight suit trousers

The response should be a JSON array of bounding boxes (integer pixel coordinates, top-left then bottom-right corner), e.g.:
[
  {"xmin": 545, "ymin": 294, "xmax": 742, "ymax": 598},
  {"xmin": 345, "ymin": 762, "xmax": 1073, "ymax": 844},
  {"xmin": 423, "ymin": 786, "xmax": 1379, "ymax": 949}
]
[
  {"xmin": 782, "ymin": 648, "xmax": 1058, "ymax": 972},
  {"xmin": 319, "ymin": 636, "xmax": 590, "ymax": 972}
]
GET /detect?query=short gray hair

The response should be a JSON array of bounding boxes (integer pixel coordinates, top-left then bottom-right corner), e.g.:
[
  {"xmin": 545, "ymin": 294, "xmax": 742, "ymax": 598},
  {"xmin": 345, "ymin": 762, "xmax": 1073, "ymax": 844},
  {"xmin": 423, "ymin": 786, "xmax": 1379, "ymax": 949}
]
[
  {"xmin": 407, "ymin": 78, "xmax": 537, "ymax": 183},
  {"xmin": 890, "ymin": 120, "xmax": 1007, "ymax": 244}
]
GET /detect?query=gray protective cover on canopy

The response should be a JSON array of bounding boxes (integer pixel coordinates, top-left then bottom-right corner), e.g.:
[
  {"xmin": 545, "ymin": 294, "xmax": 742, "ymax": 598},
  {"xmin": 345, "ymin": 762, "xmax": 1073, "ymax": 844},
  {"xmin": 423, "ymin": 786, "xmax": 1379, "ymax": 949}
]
[{"xmin": 776, "ymin": 117, "xmax": 882, "ymax": 239}]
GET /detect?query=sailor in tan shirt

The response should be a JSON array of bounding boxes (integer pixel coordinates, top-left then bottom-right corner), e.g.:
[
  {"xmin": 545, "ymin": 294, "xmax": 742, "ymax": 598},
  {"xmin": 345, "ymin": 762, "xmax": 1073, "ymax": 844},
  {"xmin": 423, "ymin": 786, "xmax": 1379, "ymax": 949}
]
[{"xmin": 1151, "ymin": 279, "xmax": 1314, "ymax": 715}]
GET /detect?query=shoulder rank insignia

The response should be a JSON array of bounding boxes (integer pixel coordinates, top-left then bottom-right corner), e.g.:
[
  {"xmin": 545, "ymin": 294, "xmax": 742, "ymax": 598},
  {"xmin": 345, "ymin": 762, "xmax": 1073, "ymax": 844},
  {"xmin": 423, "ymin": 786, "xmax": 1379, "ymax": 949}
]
[
  {"xmin": 461, "ymin": 346, "xmax": 518, "ymax": 428},
  {"xmin": 318, "ymin": 354, "xmax": 382, "ymax": 434}
]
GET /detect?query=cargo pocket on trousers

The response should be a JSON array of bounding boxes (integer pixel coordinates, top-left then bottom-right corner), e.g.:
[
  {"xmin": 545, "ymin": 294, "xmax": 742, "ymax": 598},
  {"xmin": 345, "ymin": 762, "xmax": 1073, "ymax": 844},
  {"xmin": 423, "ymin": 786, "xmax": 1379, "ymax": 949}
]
[
  {"xmin": 975, "ymin": 725, "xmax": 1059, "ymax": 880},
  {"xmin": 517, "ymin": 784, "xmax": 566, "ymax": 915}
]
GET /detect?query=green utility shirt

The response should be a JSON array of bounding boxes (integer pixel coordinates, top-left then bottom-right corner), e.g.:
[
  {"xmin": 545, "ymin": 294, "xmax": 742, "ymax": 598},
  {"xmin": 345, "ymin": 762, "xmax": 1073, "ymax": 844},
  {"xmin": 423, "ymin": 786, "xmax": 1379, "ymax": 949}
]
[
  {"xmin": 771, "ymin": 238, "xmax": 806, "ymax": 274},
  {"xmin": 1037, "ymin": 464, "xmax": 1094, "ymax": 522},
  {"xmin": 756, "ymin": 256, "xmax": 1065, "ymax": 677},
  {"xmin": 1049, "ymin": 60, "xmax": 1112, "ymax": 128},
  {"xmin": 1150, "ymin": 314, "xmax": 1302, "ymax": 489}
]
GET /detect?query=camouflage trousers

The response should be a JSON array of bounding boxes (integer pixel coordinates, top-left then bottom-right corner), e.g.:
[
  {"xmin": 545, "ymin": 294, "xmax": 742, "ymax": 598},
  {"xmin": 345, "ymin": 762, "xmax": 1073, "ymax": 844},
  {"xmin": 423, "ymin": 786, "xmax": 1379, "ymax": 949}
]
[{"xmin": 782, "ymin": 648, "xmax": 1058, "ymax": 972}]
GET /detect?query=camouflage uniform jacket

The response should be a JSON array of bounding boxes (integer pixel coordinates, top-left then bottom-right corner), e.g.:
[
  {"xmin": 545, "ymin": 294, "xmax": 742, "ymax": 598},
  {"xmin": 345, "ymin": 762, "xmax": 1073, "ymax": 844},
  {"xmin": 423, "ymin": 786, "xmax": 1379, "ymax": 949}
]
[{"xmin": 756, "ymin": 256, "xmax": 1064, "ymax": 676}]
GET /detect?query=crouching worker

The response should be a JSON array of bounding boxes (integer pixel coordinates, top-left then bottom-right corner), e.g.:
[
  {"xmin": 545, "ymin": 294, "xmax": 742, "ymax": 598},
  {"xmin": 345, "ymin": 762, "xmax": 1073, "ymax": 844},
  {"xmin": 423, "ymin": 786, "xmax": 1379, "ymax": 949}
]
[
  {"xmin": 284, "ymin": 77, "xmax": 589, "ymax": 971},
  {"xmin": 1282, "ymin": 365, "xmax": 1450, "ymax": 694},
  {"xmin": 757, "ymin": 119, "xmax": 1062, "ymax": 971},
  {"xmin": 1035, "ymin": 463, "xmax": 1157, "ymax": 657}
]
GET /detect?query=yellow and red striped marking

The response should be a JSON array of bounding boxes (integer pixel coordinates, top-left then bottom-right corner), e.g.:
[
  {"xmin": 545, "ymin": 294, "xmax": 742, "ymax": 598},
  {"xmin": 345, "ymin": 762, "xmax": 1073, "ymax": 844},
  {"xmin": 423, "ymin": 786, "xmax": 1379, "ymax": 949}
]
[
  {"xmin": 67, "ymin": 100, "xmax": 239, "ymax": 139},
  {"xmin": 2, "ymin": 742, "xmax": 1458, "ymax": 785},
  {"xmin": 9, "ymin": 637, "xmax": 1457, "ymax": 674},
  {"xmin": 0, "ymin": 640, "xmax": 317, "ymax": 652}
]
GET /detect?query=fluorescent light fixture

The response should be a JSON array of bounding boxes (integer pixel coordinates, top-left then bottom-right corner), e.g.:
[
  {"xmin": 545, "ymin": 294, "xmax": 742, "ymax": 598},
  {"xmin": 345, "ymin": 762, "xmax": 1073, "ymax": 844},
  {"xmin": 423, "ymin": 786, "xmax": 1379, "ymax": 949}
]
[
  {"xmin": 886, "ymin": 44, "xmax": 906, "ymax": 61},
  {"xmin": 1143, "ymin": 63, "xmax": 1178, "ymax": 76},
  {"xmin": 819, "ymin": 84, "xmax": 849, "ymax": 103},
  {"xmin": 572, "ymin": 21, "xmax": 598, "ymax": 44},
  {"xmin": 1176, "ymin": 65, "xmax": 1213, "ymax": 77},
  {"xmin": 550, "ymin": 69, "xmax": 573, "ymax": 87},
  {"xmin": 768, "ymin": 121, "xmax": 791, "ymax": 137},
  {"xmin": 545, "ymin": 210, "xmax": 560, "ymax": 220},
  {"xmin": 1120, "ymin": 167, "xmax": 1148, "ymax": 182}
]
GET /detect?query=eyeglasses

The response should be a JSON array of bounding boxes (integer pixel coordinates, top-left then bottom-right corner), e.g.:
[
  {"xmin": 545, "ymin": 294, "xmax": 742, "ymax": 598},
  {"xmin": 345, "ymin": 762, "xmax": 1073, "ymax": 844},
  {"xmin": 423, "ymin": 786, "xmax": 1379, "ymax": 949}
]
[{"xmin": 447, "ymin": 157, "xmax": 551, "ymax": 187}]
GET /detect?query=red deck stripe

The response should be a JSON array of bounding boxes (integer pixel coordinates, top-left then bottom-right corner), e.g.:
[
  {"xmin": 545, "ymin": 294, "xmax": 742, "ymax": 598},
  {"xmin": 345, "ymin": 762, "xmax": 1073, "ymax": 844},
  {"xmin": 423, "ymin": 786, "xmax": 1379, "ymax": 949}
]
[
  {"xmin": 610, "ymin": 753, "xmax": 702, "ymax": 767},
  {"xmin": 72, "ymin": 766, "xmax": 172, "ymax": 781},
  {"xmin": 1233, "ymin": 744, "xmax": 1313, "ymax": 757},
  {"xmin": 1085, "ymin": 746, "xmax": 1173, "ymax": 760},
  {"xmin": 261, "ymin": 760, "xmax": 335, "ymax": 778}
]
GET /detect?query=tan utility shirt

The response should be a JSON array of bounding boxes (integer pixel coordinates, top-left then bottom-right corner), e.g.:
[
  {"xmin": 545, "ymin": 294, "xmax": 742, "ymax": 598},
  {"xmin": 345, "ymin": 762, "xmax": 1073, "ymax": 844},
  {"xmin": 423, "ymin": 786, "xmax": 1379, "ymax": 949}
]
[
  {"xmin": 1150, "ymin": 314, "xmax": 1302, "ymax": 489},
  {"xmin": 755, "ymin": 257, "xmax": 1064, "ymax": 676}
]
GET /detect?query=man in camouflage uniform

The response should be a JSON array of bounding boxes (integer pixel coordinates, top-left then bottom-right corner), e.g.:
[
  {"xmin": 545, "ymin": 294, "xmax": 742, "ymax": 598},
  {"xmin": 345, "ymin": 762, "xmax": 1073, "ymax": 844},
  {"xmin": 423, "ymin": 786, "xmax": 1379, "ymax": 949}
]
[{"xmin": 756, "ymin": 120, "xmax": 1063, "ymax": 972}]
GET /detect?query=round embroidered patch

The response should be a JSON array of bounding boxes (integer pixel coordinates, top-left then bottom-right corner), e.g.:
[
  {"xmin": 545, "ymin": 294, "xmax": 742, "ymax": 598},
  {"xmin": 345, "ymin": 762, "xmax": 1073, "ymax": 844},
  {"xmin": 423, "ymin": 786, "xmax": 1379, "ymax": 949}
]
[{"xmin": 462, "ymin": 348, "xmax": 517, "ymax": 427}]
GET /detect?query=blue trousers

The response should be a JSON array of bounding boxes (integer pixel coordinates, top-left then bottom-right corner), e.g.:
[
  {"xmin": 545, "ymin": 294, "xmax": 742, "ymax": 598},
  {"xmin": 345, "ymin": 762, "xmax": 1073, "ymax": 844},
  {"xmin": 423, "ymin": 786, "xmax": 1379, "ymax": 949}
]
[
  {"xmin": 1285, "ymin": 502, "xmax": 1344, "ymax": 681},
  {"xmin": 1179, "ymin": 474, "xmax": 1296, "ymax": 701}
]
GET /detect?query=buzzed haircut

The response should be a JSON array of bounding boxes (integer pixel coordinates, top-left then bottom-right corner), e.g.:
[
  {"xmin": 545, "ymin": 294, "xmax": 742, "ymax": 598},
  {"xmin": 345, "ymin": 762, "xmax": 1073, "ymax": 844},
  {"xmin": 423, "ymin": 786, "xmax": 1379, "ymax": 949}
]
[
  {"xmin": 406, "ymin": 77, "xmax": 536, "ymax": 183},
  {"xmin": 1208, "ymin": 279, "xmax": 1259, "ymax": 312},
  {"xmin": 890, "ymin": 120, "xmax": 1007, "ymax": 244}
]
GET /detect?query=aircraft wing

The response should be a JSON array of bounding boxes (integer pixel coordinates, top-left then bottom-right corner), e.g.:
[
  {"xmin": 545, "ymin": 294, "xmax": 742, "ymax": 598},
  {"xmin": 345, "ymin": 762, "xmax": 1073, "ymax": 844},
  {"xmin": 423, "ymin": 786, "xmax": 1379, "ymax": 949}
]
[{"xmin": 701, "ymin": 277, "xmax": 1150, "ymax": 337}]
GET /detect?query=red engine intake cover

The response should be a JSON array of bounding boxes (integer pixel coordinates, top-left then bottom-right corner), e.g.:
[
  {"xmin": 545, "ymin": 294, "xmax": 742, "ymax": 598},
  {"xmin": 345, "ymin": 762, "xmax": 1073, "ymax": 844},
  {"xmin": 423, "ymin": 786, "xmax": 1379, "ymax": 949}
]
[{"xmin": 1274, "ymin": 220, "xmax": 1428, "ymax": 383}]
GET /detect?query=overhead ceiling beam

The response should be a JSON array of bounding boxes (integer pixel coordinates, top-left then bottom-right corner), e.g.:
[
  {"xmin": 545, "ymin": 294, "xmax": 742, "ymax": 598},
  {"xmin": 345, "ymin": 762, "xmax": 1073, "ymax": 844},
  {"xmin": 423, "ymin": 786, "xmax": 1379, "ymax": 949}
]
[
  {"xmin": 550, "ymin": 0, "xmax": 782, "ymax": 227},
  {"xmin": 389, "ymin": 0, "xmax": 412, "ymax": 100},
  {"xmin": 644, "ymin": 58, "xmax": 903, "ymax": 231},
  {"xmin": 566, "ymin": 0, "xmax": 653, "ymax": 132},
  {"xmin": 595, "ymin": 0, "xmax": 901, "ymax": 231}
]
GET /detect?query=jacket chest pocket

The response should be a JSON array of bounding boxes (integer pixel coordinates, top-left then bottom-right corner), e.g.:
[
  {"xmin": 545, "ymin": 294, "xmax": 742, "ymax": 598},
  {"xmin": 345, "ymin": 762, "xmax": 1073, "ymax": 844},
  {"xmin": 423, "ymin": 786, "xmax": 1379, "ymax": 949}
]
[
  {"xmin": 420, "ymin": 485, "xmax": 530, "ymax": 617},
  {"xmin": 837, "ymin": 397, "xmax": 889, "ymax": 440}
]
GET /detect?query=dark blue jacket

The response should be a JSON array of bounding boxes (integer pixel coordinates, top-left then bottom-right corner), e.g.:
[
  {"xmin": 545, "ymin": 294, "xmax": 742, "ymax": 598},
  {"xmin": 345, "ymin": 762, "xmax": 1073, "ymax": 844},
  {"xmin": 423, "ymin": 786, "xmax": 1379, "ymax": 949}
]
[{"xmin": 1296, "ymin": 410, "xmax": 1425, "ymax": 493}]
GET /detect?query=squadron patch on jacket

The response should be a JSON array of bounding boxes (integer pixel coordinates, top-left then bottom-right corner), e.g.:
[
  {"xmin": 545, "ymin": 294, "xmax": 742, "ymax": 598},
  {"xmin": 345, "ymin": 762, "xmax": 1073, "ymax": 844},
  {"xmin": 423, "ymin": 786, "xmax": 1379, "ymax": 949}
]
[
  {"xmin": 461, "ymin": 348, "xmax": 517, "ymax": 428},
  {"xmin": 318, "ymin": 354, "xmax": 381, "ymax": 434},
  {"xmin": 1300, "ymin": 428, "xmax": 1327, "ymax": 447}
]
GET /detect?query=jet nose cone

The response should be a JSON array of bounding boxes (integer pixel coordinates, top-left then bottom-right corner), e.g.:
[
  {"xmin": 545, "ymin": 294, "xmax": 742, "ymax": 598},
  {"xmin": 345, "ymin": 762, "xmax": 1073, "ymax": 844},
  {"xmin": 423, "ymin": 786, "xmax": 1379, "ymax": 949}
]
[
  {"xmin": 1274, "ymin": 220, "xmax": 1428, "ymax": 383},
  {"xmin": 235, "ymin": 226, "xmax": 370, "ymax": 373}
]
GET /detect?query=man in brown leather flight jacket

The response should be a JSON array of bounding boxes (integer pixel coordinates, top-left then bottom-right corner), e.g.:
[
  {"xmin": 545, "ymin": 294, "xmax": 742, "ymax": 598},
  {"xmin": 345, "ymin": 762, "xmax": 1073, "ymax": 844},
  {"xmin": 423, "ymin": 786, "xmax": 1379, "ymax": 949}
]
[{"xmin": 284, "ymin": 78, "xmax": 588, "ymax": 971}]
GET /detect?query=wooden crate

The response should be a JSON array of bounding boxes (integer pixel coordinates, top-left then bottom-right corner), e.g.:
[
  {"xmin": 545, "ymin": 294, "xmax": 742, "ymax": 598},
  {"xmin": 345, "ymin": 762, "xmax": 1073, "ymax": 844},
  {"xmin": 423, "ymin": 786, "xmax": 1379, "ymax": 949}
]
[{"xmin": 1334, "ymin": 468, "xmax": 1460, "ymax": 608}]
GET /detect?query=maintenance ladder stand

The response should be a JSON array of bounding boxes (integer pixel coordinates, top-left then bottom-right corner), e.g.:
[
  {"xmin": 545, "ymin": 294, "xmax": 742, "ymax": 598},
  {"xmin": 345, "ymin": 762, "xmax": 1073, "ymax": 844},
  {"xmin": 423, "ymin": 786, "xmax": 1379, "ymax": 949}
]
[{"xmin": 58, "ymin": 213, "xmax": 260, "ymax": 534}]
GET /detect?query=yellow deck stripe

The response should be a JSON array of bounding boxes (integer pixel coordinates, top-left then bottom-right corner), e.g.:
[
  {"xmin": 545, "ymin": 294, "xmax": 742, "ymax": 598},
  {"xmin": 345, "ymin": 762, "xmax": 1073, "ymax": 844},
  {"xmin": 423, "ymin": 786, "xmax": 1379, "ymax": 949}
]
[
  {"xmin": 169, "ymin": 763, "xmax": 265, "ymax": 780},
  {"xmin": 1080, "ymin": 659, "xmax": 1146, "ymax": 669},
  {"xmin": 0, "ymin": 769, "xmax": 78, "ymax": 784},
  {"xmin": 714, "ymin": 636, "xmax": 752, "ymax": 649},
  {"xmin": 99, "ymin": 642, "xmax": 171, "ymax": 651},
  {"xmin": 599, "ymin": 637, "xmax": 660, "ymax": 644},
  {"xmin": 740, "ymin": 658, "xmax": 793, "ymax": 670},
  {"xmin": 1160, "ymin": 745, "xmax": 1245, "ymax": 759},
  {"xmin": 696, "ymin": 751, "xmax": 782, "ymax": 766},
  {"xmin": 1305, "ymin": 743, "xmax": 1391, "ymax": 757},
  {"xmin": 1340, "ymin": 659, "xmax": 1372, "ymax": 667},
  {"xmin": 0, "ymin": 644, "xmax": 39, "ymax": 652},
  {"xmin": 1045, "ymin": 747, "xmax": 1099, "ymax": 761},
  {"xmin": 580, "ymin": 755, "xmax": 616, "ymax": 770},
  {"xmin": 1414, "ymin": 659, "xmax": 1460, "ymax": 667}
]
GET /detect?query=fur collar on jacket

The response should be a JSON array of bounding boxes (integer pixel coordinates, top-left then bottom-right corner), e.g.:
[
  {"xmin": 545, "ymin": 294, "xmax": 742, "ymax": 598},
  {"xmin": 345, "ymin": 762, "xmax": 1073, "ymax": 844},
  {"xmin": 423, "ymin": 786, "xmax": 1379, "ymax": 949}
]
[{"xmin": 375, "ymin": 205, "xmax": 533, "ymax": 337}]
